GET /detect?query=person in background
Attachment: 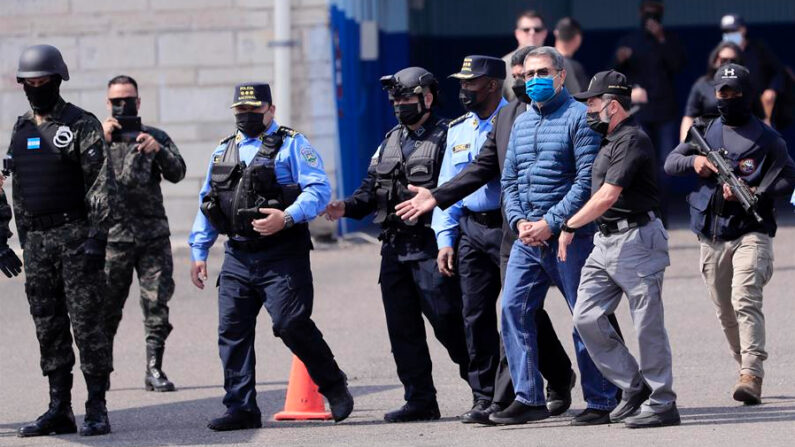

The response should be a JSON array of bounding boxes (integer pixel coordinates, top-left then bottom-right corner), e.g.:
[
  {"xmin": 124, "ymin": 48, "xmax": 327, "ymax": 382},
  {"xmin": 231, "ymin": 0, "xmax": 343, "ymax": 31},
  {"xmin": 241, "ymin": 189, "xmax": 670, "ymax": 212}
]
[
  {"xmin": 680, "ymin": 42, "xmax": 745, "ymax": 142},
  {"xmin": 719, "ymin": 13, "xmax": 789, "ymax": 129},
  {"xmin": 502, "ymin": 10, "xmax": 548, "ymax": 100},
  {"xmin": 554, "ymin": 17, "xmax": 589, "ymax": 94},
  {"xmin": 614, "ymin": 0, "xmax": 686, "ymax": 223}
]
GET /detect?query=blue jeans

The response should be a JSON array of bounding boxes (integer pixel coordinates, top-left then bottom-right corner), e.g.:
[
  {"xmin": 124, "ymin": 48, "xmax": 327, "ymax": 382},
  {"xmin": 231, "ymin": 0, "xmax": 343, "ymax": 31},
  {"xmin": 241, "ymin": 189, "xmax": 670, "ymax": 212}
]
[{"xmin": 501, "ymin": 236, "xmax": 618, "ymax": 410}]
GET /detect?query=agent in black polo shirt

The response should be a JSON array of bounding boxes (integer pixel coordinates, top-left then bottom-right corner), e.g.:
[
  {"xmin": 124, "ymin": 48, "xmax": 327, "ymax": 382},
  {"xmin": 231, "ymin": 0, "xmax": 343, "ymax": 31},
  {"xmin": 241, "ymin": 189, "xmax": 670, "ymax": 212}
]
[{"xmin": 558, "ymin": 70, "xmax": 680, "ymax": 429}]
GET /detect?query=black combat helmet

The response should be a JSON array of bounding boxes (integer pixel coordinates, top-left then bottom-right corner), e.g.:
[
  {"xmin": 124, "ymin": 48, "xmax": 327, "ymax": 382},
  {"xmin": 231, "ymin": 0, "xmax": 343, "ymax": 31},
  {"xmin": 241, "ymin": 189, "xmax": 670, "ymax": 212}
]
[
  {"xmin": 380, "ymin": 66, "xmax": 439, "ymax": 107},
  {"xmin": 16, "ymin": 44, "xmax": 70, "ymax": 82}
]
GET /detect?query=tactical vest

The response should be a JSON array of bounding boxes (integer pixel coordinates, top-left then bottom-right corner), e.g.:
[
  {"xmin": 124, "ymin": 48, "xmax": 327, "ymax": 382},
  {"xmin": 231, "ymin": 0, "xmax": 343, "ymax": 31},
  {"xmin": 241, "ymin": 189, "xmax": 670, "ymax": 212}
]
[
  {"xmin": 200, "ymin": 127, "xmax": 306, "ymax": 240},
  {"xmin": 9, "ymin": 104, "xmax": 85, "ymax": 217},
  {"xmin": 687, "ymin": 118, "xmax": 779, "ymax": 240},
  {"xmin": 373, "ymin": 119, "xmax": 447, "ymax": 228}
]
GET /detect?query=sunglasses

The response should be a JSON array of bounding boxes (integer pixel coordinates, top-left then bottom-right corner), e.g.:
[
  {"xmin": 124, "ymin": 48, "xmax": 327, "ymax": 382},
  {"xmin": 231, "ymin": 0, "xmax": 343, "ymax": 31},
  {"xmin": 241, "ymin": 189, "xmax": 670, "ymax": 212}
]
[
  {"xmin": 716, "ymin": 57, "xmax": 737, "ymax": 66},
  {"xmin": 518, "ymin": 26, "xmax": 546, "ymax": 33},
  {"xmin": 109, "ymin": 96, "xmax": 137, "ymax": 105},
  {"xmin": 524, "ymin": 68, "xmax": 557, "ymax": 79}
]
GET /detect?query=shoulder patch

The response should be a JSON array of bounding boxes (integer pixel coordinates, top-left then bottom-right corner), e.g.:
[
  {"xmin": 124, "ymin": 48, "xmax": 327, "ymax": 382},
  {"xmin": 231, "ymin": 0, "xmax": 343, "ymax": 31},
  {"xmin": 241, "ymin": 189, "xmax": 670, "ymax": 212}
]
[
  {"xmin": 300, "ymin": 146, "xmax": 319, "ymax": 168},
  {"xmin": 448, "ymin": 114, "xmax": 468, "ymax": 128}
]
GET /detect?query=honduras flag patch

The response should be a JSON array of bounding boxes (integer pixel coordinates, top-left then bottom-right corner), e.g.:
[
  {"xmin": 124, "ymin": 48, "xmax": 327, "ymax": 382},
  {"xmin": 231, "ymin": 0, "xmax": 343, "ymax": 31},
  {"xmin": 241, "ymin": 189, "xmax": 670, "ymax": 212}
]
[{"xmin": 27, "ymin": 137, "xmax": 41, "ymax": 150}]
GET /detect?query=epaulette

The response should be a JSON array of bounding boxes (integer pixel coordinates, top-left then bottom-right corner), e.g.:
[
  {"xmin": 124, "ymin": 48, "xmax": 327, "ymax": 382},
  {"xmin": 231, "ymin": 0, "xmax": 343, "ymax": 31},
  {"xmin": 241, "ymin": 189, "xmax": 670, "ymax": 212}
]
[
  {"xmin": 448, "ymin": 114, "xmax": 468, "ymax": 128},
  {"xmin": 218, "ymin": 134, "xmax": 235, "ymax": 145},
  {"xmin": 276, "ymin": 125, "xmax": 299, "ymax": 138}
]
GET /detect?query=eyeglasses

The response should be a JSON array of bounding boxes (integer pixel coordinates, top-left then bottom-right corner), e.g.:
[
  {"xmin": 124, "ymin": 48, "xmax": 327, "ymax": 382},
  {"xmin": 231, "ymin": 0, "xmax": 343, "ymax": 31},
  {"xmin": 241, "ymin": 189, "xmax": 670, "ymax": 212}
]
[
  {"xmin": 518, "ymin": 26, "xmax": 545, "ymax": 34},
  {"xmin": 524, "ymin": 68, "xmax": 557, "ymax": 80}
]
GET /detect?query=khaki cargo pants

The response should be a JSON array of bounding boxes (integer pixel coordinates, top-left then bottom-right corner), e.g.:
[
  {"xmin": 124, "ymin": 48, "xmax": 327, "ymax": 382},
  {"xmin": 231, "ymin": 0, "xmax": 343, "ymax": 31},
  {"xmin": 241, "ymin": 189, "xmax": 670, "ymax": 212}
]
[{"xmin": 699, "ymin": 232, "xmax": 774, "ymax": 378}]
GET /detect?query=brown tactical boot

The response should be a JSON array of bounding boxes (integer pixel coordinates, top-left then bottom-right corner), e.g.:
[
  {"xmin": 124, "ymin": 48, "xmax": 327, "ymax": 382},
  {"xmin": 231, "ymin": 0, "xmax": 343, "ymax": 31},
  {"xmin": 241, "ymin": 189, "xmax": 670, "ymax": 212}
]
[{"xmin": 732, "ymin": 374, "xmax": 762, "ymax": 405}]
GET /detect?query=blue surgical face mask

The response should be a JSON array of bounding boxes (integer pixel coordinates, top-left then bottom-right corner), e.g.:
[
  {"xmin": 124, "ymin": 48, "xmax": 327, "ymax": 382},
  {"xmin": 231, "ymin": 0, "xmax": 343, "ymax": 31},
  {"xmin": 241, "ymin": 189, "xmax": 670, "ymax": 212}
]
[
  {"xmin": 722, "ymin": 31, "xmax": 743, "ymax": 46},
  {"xmin": 525, "ymin": 74, "xmax": 559, "ymax": 103}
]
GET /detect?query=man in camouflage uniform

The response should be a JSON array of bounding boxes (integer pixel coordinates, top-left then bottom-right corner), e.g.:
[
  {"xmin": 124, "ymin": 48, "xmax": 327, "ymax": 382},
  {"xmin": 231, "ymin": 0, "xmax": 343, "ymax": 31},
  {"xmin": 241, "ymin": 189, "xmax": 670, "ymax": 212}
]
[
  {"xmin": 100, "ymin": 75, "xmax": 186, "ymax": 392},
  {"xmin": 3, "ymin": 45, "xmax": 116, "ymax": 437}
]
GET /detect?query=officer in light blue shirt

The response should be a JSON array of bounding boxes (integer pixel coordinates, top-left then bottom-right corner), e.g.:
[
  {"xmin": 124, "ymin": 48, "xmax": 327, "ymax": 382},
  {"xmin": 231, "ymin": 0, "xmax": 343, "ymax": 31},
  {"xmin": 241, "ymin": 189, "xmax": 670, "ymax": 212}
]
[
  {"xmin": 430, "ymin": 55, "xmax": 510, "ymax": 423},
  {"xmin": 187, "ymin": 83, "xmax": 352, "ymax": 431}
]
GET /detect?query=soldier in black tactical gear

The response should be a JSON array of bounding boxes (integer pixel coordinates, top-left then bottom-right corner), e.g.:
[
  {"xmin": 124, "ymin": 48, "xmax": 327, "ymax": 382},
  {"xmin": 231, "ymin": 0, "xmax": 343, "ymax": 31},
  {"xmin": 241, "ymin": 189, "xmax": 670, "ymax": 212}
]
[
  {"xmin": 3, "ymin": 44, "xmax": 116, "ymax": 437},
  {"xmin": 323, "ymin": 67, "xmax": 472, "ymax": 422}
]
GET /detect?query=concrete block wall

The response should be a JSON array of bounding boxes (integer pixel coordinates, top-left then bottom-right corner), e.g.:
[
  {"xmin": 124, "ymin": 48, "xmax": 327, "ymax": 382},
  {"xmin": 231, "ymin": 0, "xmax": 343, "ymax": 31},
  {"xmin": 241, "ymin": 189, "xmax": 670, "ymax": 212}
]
[{"xmin": 0, "ymin": 0, "xmax": 339, "ymax": 241}]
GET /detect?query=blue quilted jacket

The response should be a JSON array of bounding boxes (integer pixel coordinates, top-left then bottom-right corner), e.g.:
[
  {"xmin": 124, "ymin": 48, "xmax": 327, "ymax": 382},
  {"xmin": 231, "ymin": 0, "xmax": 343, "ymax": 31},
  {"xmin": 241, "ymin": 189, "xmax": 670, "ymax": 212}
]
[{"xmin": 501, "ymin": 88, "xmax": 601, "ymax": 234}]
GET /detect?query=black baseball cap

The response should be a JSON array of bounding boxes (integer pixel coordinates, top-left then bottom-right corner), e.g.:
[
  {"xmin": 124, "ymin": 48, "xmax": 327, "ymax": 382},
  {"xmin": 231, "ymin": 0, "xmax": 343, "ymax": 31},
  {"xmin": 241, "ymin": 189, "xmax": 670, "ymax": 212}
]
[
  {"xmin": 449, "ymin": 55, "xmax": 506, "ymax": 80},
  {"xmin": 720, "ymin": 13, "xmax": 745, "ymax": 32},
  {"xmin": 573, "ymin": 70, "xmax": 631, "ymax": 101},
  {"xmin": 713, "ymin": 63, "xmax": 751, "ymax": 93},
  {"xmin": 231, "ymin": 82, "xmax": 272, "ymax": 108}
]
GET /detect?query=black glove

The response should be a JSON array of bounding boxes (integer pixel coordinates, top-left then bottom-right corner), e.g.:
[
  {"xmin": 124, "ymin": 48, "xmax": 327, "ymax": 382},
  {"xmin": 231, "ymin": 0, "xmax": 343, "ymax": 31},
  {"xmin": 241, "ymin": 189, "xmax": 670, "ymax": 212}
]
[
  {"xmin": 0, "ymin": 245, "xmax": 22, "ymax": 278},
  {"xmin": 78, "ymin": 237, "xmax": 106, "ymax": 272}
]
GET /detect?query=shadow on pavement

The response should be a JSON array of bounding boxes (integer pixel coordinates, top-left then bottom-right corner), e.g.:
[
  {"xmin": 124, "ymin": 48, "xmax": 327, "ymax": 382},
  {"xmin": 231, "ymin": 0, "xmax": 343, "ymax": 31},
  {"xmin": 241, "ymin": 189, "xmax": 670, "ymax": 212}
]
[
  {"xmin": 107, "ymin": 380, "xmax": 288, "ymax": 393},
  {"xmin": 0, "ymin": 384, "xmax": 401, "ymax": 445}
]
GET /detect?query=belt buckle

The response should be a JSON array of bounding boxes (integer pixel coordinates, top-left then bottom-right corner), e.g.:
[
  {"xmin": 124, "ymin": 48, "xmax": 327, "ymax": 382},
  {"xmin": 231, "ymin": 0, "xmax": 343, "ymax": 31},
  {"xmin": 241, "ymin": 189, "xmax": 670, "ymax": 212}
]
[{"xmin": 617, "ymin": 219, "xmax": 629, "ymax": 232}]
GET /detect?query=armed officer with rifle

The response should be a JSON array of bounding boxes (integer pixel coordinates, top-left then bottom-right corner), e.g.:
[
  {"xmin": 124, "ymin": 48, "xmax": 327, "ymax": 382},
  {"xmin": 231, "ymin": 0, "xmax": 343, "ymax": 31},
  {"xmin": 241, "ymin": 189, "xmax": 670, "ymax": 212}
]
[
  {"xmin": 665, "ymin": 63, "xmax": 795, "ymax": 406},
  {"xmin": 188, "ymin": 83, "xmax": 353, "ymax": 431}
]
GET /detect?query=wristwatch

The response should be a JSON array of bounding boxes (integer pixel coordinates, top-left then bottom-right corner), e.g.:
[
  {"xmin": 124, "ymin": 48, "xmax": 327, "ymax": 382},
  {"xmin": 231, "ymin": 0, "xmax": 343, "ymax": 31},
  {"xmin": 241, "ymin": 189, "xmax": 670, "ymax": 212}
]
[
  {"xmin": 560, "ymin": 220, "xmax": 577, "ymax": 233},
  {"xmin": 283, "ymin": 212, "xmax": 294, "ymax": 229}
]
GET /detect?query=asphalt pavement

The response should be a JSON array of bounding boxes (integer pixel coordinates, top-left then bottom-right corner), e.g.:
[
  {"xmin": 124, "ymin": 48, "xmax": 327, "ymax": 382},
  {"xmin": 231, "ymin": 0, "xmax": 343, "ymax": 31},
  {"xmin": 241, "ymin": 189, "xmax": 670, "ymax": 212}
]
[{"xmin": 1, "ymin": 227, "xmax": 794, "ymax": 447}]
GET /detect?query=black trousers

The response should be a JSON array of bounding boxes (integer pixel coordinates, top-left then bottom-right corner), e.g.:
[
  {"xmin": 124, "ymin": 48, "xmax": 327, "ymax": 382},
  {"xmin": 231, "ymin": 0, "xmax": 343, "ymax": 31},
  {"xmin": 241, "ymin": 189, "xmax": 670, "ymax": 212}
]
[
  {"xmin": 379, "ymin": 250, "xmax": 470, "ymax": 405},
  {"xmin": 217, "ymin": 246, "xmax": 345, "ymax": 413},
  {"xmin": 456, "ymin": 215, "xmax": 503, "ymax": 401}
]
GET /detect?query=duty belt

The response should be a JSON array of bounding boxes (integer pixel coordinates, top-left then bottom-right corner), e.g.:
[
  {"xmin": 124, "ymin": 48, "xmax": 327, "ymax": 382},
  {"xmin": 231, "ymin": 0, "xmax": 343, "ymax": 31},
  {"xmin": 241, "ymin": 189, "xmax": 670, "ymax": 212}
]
[
  {"xmin": 227, "ymin": 238, "xmax": 271, "ymax": 252},
  {"xmin": 598, "ymin": 211, "xmax": 656, "ymax": 236},
  {"xmin": 29, "ymin": 209, "xmax": 87, "ymax": 231},
  {"xmin": 462, "ymin": 207, "xmax": 503, "ymax": 228}
]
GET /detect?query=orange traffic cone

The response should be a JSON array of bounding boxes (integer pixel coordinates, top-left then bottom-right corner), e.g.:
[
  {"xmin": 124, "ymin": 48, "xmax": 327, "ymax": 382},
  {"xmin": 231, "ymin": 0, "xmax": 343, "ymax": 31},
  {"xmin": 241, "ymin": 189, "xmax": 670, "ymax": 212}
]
[{"xmin": 273, "ymin": 356, "xmax": 332, "ymax": 421}]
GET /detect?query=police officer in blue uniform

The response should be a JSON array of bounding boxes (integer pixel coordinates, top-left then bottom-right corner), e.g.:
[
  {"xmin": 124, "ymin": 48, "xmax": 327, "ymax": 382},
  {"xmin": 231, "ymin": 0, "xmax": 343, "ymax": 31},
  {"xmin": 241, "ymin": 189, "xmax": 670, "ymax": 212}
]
[
  {"xmin": 432, "ymin": 55, "xmax": 508, "ymax": 423},
  {"xmin": 189, "ymin": 83, "xmax": 353, "ymax": 431},
  {"xmin": 323, "ymin": 67, "xmax": 472, "ymax": 422}
]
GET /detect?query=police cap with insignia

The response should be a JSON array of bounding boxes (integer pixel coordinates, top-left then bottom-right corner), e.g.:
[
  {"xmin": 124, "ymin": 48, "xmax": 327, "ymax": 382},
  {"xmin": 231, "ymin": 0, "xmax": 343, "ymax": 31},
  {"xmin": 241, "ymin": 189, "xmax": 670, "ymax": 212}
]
[
  {"xmin": 230, "ymin": 82, "xmax": 272, "ymax": 108},
  {"xmin": 712, "ymin": 63, "xmax": 751, "ymax": 94},
  {"xmin": 449, "ymin": 55, "xmax": 506, "ymax": 80},
  {"xmin": 573, "ymin": 70, "xmax": 631, "ymax": 101}
]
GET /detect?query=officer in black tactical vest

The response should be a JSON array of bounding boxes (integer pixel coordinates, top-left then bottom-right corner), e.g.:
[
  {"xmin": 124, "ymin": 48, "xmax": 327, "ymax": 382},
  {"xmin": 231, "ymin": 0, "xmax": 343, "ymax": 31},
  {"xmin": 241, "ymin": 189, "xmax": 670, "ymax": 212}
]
[
  {"xmin": 188, "ymin": 83, "xmax": 353, "ymax": 430},
  {"xmin": 323, "ymin": 67, "xmax": 472, "ymax": 422},
  {"xmin": 665, "ymin": 63, "xmax": 795, "ymax": 405},
  {"xmin": 2, "ymin": 44, "xmax": 116, "ymax": 437}
]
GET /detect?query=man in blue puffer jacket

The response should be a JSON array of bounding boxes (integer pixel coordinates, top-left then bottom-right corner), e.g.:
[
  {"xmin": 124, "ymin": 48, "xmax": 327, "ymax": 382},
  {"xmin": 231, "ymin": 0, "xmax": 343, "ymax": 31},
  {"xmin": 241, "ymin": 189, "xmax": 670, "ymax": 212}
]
[{"xmin": 489, "ymin": 47, "xmax": 619, "ymax": 426}]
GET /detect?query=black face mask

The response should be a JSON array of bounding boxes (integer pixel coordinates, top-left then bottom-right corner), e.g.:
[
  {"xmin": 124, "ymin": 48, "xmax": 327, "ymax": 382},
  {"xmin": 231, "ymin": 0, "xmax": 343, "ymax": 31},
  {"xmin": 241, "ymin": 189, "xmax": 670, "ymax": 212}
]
[
  {"xmin": 394, "ymin": 101, "xmax": 426, "ymax": 126},
  {"xmin": 110, "ymin": 96, "xmax": 138, "ymax": 117},
  {"xmin": 512, "ymin": 79, "xmax": 531, "ymax": 103},
  {"xmin": 586, "ymin": 103, "xmax": 611, "ymax": 136},
  {"xmin": 235, "ymin": 112, "xmax": 266, "ymax": 137},
  {"xmin": 717, "ymin": 96, "xmax": 752, "ymax": 126},
  {"xmin": 459, "ymin": 88, "xmax": 484, "ymax": 113},
  {"xmin": 23, "ymin": 78, "xmax": 61, "ymax": 114}
]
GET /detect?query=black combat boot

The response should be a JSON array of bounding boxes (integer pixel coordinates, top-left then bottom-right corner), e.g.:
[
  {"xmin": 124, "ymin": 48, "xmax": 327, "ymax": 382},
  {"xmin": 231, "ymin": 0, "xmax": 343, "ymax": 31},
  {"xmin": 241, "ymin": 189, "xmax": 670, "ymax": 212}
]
[
  {"xmin": 18, "ymin": 369, "xmax": 77, "ymax": 437},
  {"xmin": 145, "ymin": 345, "xmax": 176, "ymax": 392},
  {"xmin": 79, "ymin": 374, "xmax": 111, "ymax": 436},
  {"xmin": 323, "ymin": 375, "xmax": 354, "ymax": 422}
]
